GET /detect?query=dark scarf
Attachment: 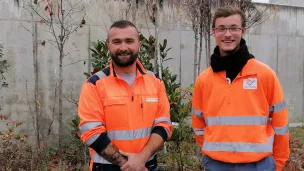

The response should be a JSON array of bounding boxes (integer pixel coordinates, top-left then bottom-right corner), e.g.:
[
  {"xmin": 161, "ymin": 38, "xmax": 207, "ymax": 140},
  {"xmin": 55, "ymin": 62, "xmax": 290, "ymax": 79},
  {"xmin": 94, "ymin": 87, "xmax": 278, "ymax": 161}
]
[{"xmin": 210, "ymin": 38, "xmax": 254, "ymax": 82}]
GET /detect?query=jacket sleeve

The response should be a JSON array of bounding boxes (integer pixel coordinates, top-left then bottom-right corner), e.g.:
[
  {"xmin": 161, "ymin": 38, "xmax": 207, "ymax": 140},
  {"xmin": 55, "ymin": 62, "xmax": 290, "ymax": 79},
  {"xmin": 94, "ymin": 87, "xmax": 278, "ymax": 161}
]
[
  {"xmin": 266, "ymin": 71, "xmax": 290, "ymax": 171},
  {"xmin": 152, "ymin": 80, "xmax": 172, "ymax": 141},
  {"xmin": 78, "ymin": 81, "xmax": 111, "ymax": 154},
  {"xmin": 191, "ymin": 77, "xmax": 206, "ymax": 149}
]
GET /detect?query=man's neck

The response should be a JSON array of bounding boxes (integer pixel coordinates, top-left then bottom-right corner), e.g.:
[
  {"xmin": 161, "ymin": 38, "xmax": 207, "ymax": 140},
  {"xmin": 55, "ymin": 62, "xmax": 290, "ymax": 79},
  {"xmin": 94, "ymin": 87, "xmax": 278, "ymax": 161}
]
[
  {"xmin": 219, "ymin": 44, "xmax": 241, "ymax": 57},
  {"xmin": 113, "ymin": 62, "xmax": 137, "ymax": 74}
]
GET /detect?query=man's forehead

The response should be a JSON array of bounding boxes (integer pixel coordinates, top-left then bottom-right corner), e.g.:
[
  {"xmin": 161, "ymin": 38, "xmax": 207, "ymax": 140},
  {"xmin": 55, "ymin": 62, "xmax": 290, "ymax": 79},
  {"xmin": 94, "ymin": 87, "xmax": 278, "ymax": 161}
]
[
  {"xmin": 215, "ymin": 15, "xmax": 242, "ymax": 26},
  {"xmin": 108, "ymin": 27, "xmax": 138, "ymax": 40}
]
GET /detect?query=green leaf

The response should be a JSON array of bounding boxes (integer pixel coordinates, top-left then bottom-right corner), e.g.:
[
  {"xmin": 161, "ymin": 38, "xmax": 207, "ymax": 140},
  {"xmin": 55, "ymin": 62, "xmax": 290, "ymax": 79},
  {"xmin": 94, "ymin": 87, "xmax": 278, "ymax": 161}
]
[
  {"xmin": 163, "ymin": 39, "xmax": 167, "ymax": 49},
  {"xmin": 166, "ymin": 47, "xmax": 172, "ymax": 53},
  {"xmin": 83, "ymin": 72, "xmax": 90, "ymax": 78}
]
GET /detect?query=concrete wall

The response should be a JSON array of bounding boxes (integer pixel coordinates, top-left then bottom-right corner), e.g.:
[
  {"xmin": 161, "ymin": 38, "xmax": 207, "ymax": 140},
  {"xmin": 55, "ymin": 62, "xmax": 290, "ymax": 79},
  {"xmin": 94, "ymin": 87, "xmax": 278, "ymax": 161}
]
[
  {"xmin": 274, "ymin": 0, "xmax": 304, "ymax": 7},
  {"xmin": 0, "ymin": 0, "xmax": 303, "ymax": 144}
]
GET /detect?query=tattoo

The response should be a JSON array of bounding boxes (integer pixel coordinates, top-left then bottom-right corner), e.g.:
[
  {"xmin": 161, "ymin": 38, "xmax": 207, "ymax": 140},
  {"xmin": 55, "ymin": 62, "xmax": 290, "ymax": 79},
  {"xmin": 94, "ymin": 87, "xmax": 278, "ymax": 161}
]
[{"xmin": 100, "ymin": 143, "xmax": 127, "ymax": 166}]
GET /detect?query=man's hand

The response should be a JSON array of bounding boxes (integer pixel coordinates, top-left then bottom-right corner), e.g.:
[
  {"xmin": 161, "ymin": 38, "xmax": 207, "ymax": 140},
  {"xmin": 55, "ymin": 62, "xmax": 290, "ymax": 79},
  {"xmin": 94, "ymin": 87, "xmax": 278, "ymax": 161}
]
[{"xmin": 120, "ymin": 150, "xmax": 148, "ymax": 171}]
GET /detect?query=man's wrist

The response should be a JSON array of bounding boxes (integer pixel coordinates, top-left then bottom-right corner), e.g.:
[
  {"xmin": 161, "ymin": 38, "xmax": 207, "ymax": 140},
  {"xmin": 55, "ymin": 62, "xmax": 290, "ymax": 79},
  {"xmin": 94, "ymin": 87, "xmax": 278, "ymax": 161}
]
[
  {"xmin": 139, "ymin": 148, "xmax": 152, "ymax": 162},
  {"xmin": 118, "ymin": 157, "xmax": 128, "ymax": 167}
]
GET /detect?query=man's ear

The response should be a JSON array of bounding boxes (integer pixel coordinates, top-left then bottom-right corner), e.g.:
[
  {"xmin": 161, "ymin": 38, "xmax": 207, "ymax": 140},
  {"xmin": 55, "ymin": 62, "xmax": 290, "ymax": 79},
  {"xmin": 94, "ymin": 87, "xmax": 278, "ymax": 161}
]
[
  {"xmin": 241, "ymin": 28, "xmax": 247, "ymax": 37},
  {"xmin": 211, "ymin": 28, "xmax": 216, "ymax": 37},
  {"xmin": 106, "ymin": 39, "xmax": 109, "ymax": 48},
  {"xmin": 139, "ymin": 41, "xmax": 142, "ymax": 48}
]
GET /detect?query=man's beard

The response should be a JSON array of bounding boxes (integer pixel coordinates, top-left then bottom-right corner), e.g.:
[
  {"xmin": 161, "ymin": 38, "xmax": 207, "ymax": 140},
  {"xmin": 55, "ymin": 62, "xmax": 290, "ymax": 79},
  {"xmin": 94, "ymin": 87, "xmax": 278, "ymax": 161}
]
[{"xmin": 110, "ymin": 52, "xmax": 138, "ymax": 67}]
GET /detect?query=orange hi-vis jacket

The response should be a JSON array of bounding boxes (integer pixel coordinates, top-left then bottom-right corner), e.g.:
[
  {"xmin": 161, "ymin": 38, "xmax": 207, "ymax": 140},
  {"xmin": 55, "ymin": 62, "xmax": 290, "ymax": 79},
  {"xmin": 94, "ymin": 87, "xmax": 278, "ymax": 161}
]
[
  {"xmin": 191, "ymin": 59, "xmax": 289, "ymax": 171},
  {"xmin": 78, "ymin": 60, "xmax": 172, "ymax": 169}
]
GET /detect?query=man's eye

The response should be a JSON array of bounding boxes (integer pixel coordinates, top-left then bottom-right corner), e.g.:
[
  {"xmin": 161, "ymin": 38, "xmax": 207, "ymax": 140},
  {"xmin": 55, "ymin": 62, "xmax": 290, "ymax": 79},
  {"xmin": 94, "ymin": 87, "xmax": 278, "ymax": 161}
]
[{"xmin": 218, "ymin": 28, "xmax": 226, "ymax": 31}]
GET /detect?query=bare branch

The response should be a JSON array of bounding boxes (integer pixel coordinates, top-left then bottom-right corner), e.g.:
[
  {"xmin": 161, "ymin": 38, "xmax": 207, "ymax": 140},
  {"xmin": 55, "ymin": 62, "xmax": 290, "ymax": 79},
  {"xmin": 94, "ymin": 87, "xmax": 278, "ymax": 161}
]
[
  {"xmin": 62, "ymin": 17, "xmax": 86, "ymax": 46},
  {"xmin": 125, "ymin": 2, "xmax": 132, "ymax": 19},
  {"xmin": 44, "ymin": 39, "xmax": 58, "ymax": 48},
  {"xmin": 39, "ymin": 27, "xmax": 54, "ymax": 34},
  {"xmin": 20, "ymin": 23, "xmax": 34, "ymax": 36},
  {"xmin": 144, "ymin": 10, "xmax": 151, "ymax": 35},
  {"xmin": 63, "ymin": 59, "xmax": 87, "ymax": 68},
  {"xmin": 62, "ymin": 49, "xmax": 80, "ymax": 57},
  {"xmin": 25, "ymin": 80, "xmax": 35, "ymax": 131},
  {"xmin": 50, "ymin": 15, "xmax": 61, "ymax": 50},
  {"xmin": 55, "ymin": 0, "xmax": 66, "ymax": 36},
  {"xmin": 63, "ymin": 5, "xmax": 85, "ymax": 30},
  {"xmin": 102, "ymin": 2, "xmax": 117, "ymax": 23},
  {"xmin": 22, "ymin": 3, "xmax": 35, "ymax": 17},
  {"xmin": 48, "ymin": 81, "xmax": 58, "ymax": 136},
  {"xmin": 25, "ymin": 1, "xmax": 50, "ymax": 24},
  {"xmin": 68, "ymin": 7, "xmax": 85, "ymax": 15},
  {"xmin": 65, "ymin": 0, "xmax": 83, "ymax": 18},
  {"xmin": 65, "ymin": 98, "xmax": 78, "ymax": 107},
  {"xmin": 63, "ymin": 84, "xmax": 78, "ymax": 107}
]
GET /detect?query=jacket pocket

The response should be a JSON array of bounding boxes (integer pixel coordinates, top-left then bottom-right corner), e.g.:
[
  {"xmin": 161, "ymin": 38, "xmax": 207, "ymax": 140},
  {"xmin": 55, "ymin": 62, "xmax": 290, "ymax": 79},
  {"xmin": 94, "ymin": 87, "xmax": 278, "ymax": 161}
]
[
  {"xmin": 103, "ymin": 97, "xmax": 128, "ymax": 129},
  {"xmin": 141, "ymin": 96, "xmax": 158, "ymax": 126}
]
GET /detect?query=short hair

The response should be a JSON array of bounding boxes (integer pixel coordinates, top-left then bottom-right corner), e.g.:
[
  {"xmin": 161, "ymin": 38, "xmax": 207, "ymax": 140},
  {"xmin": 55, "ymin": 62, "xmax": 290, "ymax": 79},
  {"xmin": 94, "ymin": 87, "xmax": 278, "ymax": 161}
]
[
  {"xmin": 212, "ymin": 6, "xmax": 246, "ymax": 28},
  {"xmin": 107, "ymin": 20, "xmax": 139, "ymax": 40}
]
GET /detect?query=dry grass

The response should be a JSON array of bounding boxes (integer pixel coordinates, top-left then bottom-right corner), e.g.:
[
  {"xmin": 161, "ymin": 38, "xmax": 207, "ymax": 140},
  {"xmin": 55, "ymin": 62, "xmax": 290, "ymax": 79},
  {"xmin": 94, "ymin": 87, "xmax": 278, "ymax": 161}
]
[{"xmin": 284, "ymin": 127, "xmax": 304, "ymax": 171}]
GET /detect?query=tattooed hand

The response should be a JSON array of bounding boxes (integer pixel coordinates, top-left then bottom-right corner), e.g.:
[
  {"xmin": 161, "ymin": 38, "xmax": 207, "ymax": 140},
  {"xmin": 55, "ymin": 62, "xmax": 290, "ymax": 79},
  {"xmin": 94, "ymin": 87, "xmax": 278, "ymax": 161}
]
[{"xmin": 100, "ymin": 143, "xmax": 128, "ymax": 167}]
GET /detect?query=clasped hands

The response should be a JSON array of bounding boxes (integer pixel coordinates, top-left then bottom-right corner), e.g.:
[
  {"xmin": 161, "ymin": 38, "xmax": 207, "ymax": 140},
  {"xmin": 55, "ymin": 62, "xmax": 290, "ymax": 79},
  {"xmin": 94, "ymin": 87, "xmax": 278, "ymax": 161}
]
[{"xmin": 119, "ymin": 150, "xmax": 149, "ymax": 171}]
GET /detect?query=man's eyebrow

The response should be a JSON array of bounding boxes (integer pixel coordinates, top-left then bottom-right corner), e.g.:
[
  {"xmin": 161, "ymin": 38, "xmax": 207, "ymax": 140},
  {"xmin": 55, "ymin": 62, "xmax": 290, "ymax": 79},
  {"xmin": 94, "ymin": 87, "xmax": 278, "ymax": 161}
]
[
  {"xmin": 111, "ymin": 38, "xmax": 121, "ymax": 41},
  {"xmin": 216, "ymin": 24, "xmax": 240, "ymax": 27}
]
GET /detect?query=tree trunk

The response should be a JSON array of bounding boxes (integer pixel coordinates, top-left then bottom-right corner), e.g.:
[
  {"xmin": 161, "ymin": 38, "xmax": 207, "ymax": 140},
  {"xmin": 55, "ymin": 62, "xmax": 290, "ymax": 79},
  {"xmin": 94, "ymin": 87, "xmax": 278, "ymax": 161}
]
[
  {"xmin": 154, "ymin": 0, "xmax": 162, "ymax": 79},
  {"xmin": 193, "ymin": 24, "xmax": 198, "ymax": 82},
  {"xmin": 34, "ymin": 21, "xmax": 40, "ymax": 149},
  {"xmin": 58, "ymin": 46, "xmax": 63, "ymax": 150},
  {"xmin": 207, "ymin": 30, "xmax": 211, "ymax": 66},
  {"xmin": 206, "ymin": 8, "xmax": 211, "ymax": 67},
  {"xmin": 206, "ymin": 0, "xmax": 211, "ymax": 67},
  {"xmin": 204, "ymin": 31, "xmax": 208, "ymax": 68},
  {"xmin": 154, "ymin": 18, "xmax": 158, "ymax": 74},
  {"xmin": 198, "ymin": 0, "xmax": 203, "ymax": 76},
  {"xmin": 31, "ymin": 2, "xmax": 40, "ymax": 149},
  {"xmin": 131, "ymin": 0, "xmax": 137, "ymax": 23},
  {"xmin": 153, "ymin": 1, "xmax": 158, "ymax": 74},
  {"xmin": 58, "ymin": 0, "xmax": 64, "ymax": 150}
]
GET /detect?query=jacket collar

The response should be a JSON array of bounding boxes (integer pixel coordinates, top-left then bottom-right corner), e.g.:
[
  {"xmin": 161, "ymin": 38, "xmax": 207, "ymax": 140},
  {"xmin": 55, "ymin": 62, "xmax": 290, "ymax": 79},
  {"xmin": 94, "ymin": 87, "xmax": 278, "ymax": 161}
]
[
  {"xmin": 210, "ymin": 38, "xmax": 255, "ymax": 80},
  {"xmin": 109, "ymin": 59, "xmax": 147, "ymax": 78},
  {"xmin": 211, "ymin": 38, "xmax": 254, "ymax": 72}
]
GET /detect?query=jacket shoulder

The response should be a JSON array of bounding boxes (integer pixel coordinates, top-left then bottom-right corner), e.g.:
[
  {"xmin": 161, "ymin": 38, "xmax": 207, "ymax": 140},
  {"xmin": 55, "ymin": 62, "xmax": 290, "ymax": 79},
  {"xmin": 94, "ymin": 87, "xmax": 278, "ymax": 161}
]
[
  {"xmin": 249, "ymin": 59, "xmax": 277, "ymax": 77},
  {"xmin": 87, "ymin": 67, "xmax": 110, "ymax": 85},
  {"xmin": 197, "ymin": 67, "xmax": 213, "ymax": 83}
]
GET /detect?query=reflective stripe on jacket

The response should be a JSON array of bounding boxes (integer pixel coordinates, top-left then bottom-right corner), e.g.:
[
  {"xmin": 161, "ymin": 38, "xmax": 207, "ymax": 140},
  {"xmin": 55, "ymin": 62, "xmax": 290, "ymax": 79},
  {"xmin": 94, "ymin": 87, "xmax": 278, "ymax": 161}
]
[
  {"xmin": 78, "ymin": 60, "xmax": 172, "ymax": 167},
  {"xmin": 191, "ymin": 59, "xmax": 289, "ymax": 171}
]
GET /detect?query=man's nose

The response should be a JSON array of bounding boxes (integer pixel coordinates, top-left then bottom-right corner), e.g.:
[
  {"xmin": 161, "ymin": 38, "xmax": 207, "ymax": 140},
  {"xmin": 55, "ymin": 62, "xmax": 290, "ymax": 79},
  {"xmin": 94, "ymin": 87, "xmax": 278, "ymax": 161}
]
[
  {"xmin": 119, "ymin": 42, "xmax": 128, "ymax": 51},
  {"xmin": 224, "ymin": 29, "xmax": 232, "ymax": 37}
]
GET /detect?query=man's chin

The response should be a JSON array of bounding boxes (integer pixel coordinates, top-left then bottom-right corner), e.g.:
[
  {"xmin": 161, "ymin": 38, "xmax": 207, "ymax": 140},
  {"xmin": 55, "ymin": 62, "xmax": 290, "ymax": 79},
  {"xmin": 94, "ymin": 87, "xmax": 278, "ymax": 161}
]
[
  {"xmin": 118, "ymin": 55, "xmax": 131, "ymax": 59},
  {"xmin": 113, "ymin": 59, "xmax": 137, "ymax": 67},
  {"xmin": 111, "ymin": 53, "xmax": 138, "ymax": 67},
  {"xmin": 221, "ymin": 46, "xmax": 237, "ymax": 52}
]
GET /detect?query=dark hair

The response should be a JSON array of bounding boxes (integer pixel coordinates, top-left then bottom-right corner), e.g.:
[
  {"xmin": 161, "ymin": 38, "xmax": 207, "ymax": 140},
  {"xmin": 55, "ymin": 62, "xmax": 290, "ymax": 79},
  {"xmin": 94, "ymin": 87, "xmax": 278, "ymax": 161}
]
[
  {"xmin": 212, "ymin": 6, "xmax": 246, "ymax": 28},
  {"xmin": 108, "ymin": 20, "xmax": 139, "ymax": 39}
]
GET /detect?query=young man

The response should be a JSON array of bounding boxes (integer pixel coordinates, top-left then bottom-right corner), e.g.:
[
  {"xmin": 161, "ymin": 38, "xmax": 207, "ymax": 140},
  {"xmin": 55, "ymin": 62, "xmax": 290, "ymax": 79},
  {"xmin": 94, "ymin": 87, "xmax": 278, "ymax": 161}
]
[
  {"xmin": 191, "ymin": 6, "xmax": 289, "ymax": 171},
  {"xmin": 78, "ymin": 20, "xmax": 172, "ymax": 171}
]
